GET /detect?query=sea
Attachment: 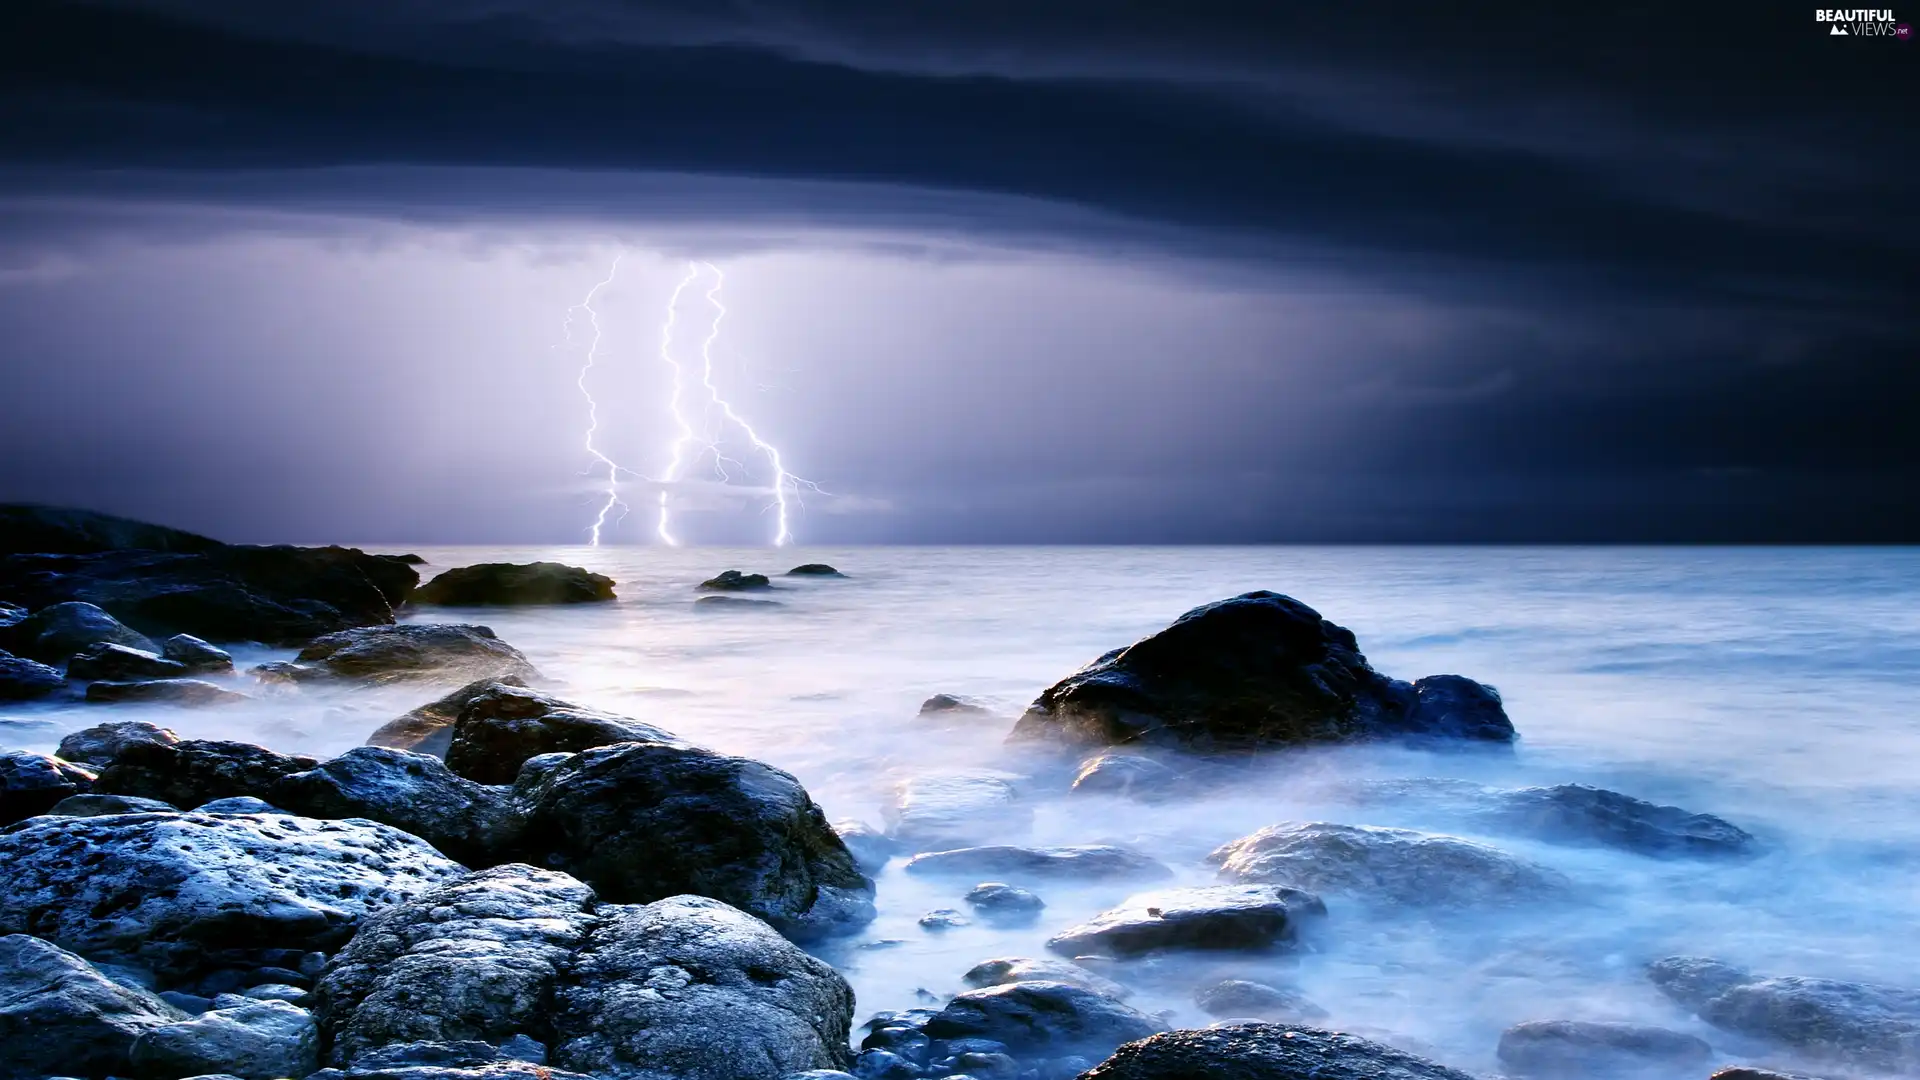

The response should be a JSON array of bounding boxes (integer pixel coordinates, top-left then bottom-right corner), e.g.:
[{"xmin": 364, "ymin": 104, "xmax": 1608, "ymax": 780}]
[{"xmin": 8, "ymin": 545, "xmax": 1919, "ymax": 1077}]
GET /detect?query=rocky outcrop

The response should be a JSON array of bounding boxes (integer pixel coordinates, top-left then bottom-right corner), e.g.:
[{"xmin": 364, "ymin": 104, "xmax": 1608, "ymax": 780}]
[
  {"xmin": 699, "ymin": 570, "xmax": 772, "ymax": 591},
  {"xmin": 92, "ymin": 739, "xmax": 319, "ymax": 809},
  {"xmin": 0, "ymin": 503, "xmax": 223, "ymax": 556},
  {"xmin": 904, "ymin": 845, "xmax": 1170, "ymax": 881},
  {"xmin": 129, "ymin": 999, "xmax": 321, "ymax": 1080},
  {"xmin": 411, "ymin": 563, "xmax": 615, "ymax": 607},
  {"xmin": 56, "ymin": 719, "xmax": 180, "ymax": 767},
  {"xmin": 1009, "ymin": 592, "xmax": 1515, "ymax": 751},
  {"xmin": 885, "ymin": 772, "xmax": 1032, "ymax": 849},
  {"xmin": 1078, "ymin": 1024, "xmax": 1479, "ymax": 1080},
  {"xmin": 1208, "ymin": 822, "xmax": 1568, "ymax": 908},
  {"xmin": 1046, "ymin": 885, "xmax": 1326, "ymax": 958},
  {"xmin": 922, "ymin": 982, "xmax": 1165, "ymax": 1060},
  {"xmin": 66, "ymin": 641, "xmax": 189, "ymax": 681},
  {"xmin": 0, "ymin": 648, "xmax": 63, "ymax": 700},
  {"xmin": 86, "ymin": 678, "xmax": 251, "ymax": 706},
  {"xmin": 276, "ymin": 747, "xmax": 520, "ymax": 867},
  {"xmin": 0, "ymin": 750, "xmax": 97, "ymax": 826},
  {"xmin": 1648, "ymin": 956, "xmax": 1920, "ymax": 1075},
  {"xmin": 442, "ymin": 683, "xmax": 682, "ymax": 785},
  {"xmin": 364, "ymin": 677, "xmax": 531, "ymax": 758},
  {"xmin": 1479, "ymin": 785, "xmax": 1756, "ymax": 858},
  {"xmin": 6, "ymin": 601, "xmax": 156, "ymax": 662},
  {"xmin": 1496, "ymin": 1020, "xmax": 1712, "ymax": 1078},
  {"xmin": 0, "ymin": 933, "xmax": 186, "ymax": 1079},
  {"xmin": 254, "ymin": 624, "xmax": 538, "ymax": 686},
  {"xmin": 963, "ymin": 958, "xmax": 1131, "ymax": 1001},
  {"xmin": 162, "ymin": 633, "xmax": 236, "ymax": 674}
]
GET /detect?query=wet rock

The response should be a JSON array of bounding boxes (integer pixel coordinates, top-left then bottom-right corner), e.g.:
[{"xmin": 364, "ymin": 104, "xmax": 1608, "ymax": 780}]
[
  {"xmin": 92, "ymin": 738, "xmax": 318, "ymax": 808},
  {"xmin": 1707, "ymin": 1069, "xmax": 1826, "ymax": 1080},
  {"xmin": 0, "ymin": 503, "xmax": 223, "ymax": 556},
  {"xmin": 241, "ymin": 982, "xmax": 309, "ymax": 1004},
  {"xmin": 255, "ymin": 624, "xmax": 539, "ymax": 686},
  {"xmin": 1078, "ymin": 1023, "xmax": 1479, "ymax": 1080},
  {"xmin": 49, "ymin": 792, "xmax": 178, "ymax": 816},
  {"xmin": 1046, "ymin": 885, "xmax": 1326, "ymax": 958},
  {"xmin": 0, "ymin": 648, "xmax": 64, "ymax": 700},
  {"xmin": 0, "ymin": 811, "xmax": 464, "ymax": 982},
  {"xmin": 66, "ymin": 641, "xmax": 190, "ymax": 681},
  {"xmin": 696, "ymin": 595, "xmax": 784, "ymax": 609},
  {"xmin": 411, "ymin": 562, "xmax": 616, "ymax": 606},
  {"xmin": 443, "ymin": 683, "xmax": 682, "ymax": 785},
  {"xmin": 1496, "ymin": 1020, "xmax": 1712, "ymax": 1078},
  {"xmin": 835, "ymin": 819, "xmax": 900, "ymax": 873},
  {"xmin": 963, "ymin": 959, "xmax": 1132, "ymax": 1002},
  {"xmin": 162, "ymin": 633, "xmax": 236, "ymax": 675},
  {"xmin": 1192, "ymin": 979, "xmax": 1327, "ymax": 1023},
  {"xmin": 0, "ymin": 933, "xmax": 185, "ymax": 1079},
  {"xmin": 129, "ymin": 999, "xmax": 320, "ymax": 1080},
  {"xmin": 0, "ymin": 750, "xmax": 97, "ymax": 825},
  {"xmin": 197, "ymin": 796, "xmax": 286, "ymax": 814},
  {"xmin": 852, "ymin": 1049, "xmax": 918, "ymax": 1079},
  {"xmin": 700, "ymin": 569, "xmax": 773, "ymax": 591},
  {"xmin": 86, "ymin": 678, "xmax": 251, "ymax": 706},
  {"xmin": 513, "ymin": 740, "xmax": 876, "ymax": 939},
  {"xmin": 1481, "ymin": 784, "xmax": 1756, "ymax": 858},
  {"xmin": 365, "ymin": 676, "xmax": 532, "ymax": 758},
  {"xmin": 1009, "ymin": 591, "xmax": 1514, "ymax": 751},
  {"xmin": 919, "ymin": 693, "xmax": 995, "ymax": 720},
  {"xmin": 923, "ymin": 982, "xmax": 1166, "ymax": 1060},
  {"xmin": 965, "ymin": 883, "xmax": 1045, "ymax": 921},
  {"xmin": 1648, "ymin": 956, "xmax": 1920, "ymax": 1074},
  {"xmin": 56, "ymin": 719, "xmax": 179, "ymax": 766},
  {"xmin": 1207, "ymin": 822, "xmax": 1568, "ymax": 908},
  {"xmin": 276, "ymin": 747, "xmax": 520, "ymax": 867},
  {"xmin": 920, "ymin": 908, "xmax": 971, "ymax": 930},
  {"xmin": 886, "ymin": 772, "xmax": 1032, "ymax": 848},
  {"xmin": 787, "ymin": 564, "xmax": 846, "ymax": 577},
  {"xmin": 1069, "ymin": 753, "xmax": 1180, "ymax": 801},
  {"xmin": 9, "ymin": 600, "xmax": 156, "ymax": 662},
  {"xmin": 330, "ymin": 1063, "xmax": 592, "ymax": 1080},
  {"xmin": 905, "ymin": 845, "xmax": 1170, "ymax": 881}
]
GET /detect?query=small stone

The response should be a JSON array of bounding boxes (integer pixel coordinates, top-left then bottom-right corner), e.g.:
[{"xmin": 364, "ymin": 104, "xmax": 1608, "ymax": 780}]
[
  {"xmin": 919, "ymin": 908, "xmax": 971, "ymax": 931},
  {"xmin": 963, "ymin": 883, "xmax": 1045, "ymax": 922}
]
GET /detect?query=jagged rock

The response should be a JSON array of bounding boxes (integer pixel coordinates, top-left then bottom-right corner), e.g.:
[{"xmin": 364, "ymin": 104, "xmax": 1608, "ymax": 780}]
[
  {"xmin": 0, "ymin": 648, "xmax": 63, "ymax": 700},
  {"xmin": 1207, "ymin": 822, "xmax": 1567, "ymax": 908},
  {"xmin": 0, "ymin": 811, "xmax": 464, "ymax": 982},
  {"xmin": 276, "ymin": 747, "xmax": 519, "ymax": 867},
  {"xmin": 1496, "ymin": 1020, "xmax": 1712, "ymax": 1077},
  {"xmin": 1046, "ymin": 885, "xmax": 1326, "ymax": 958},
  {"xmin": 1193, "ymin": 979, "xmax": 1327, "ymax": 1023},
  {"xmin": 442, "ymin": 683, "xmax": 682, "ymax": 785},
  {"xmin": 0, "ymin": 933, "xmax": 185, "ymax": 1079},
  {"xmin": 1481, "ymin": 784, "xmax": 1756, "ymax": 858},
  {"xmin": 56, "ymin": 719, "xmax": 180, "ymax": 766},
  {"xmin": 1069, "ymin": 753, "xmax": 1180, "ymax": 801},
  {"xmin": 365, "ymin": 676, "xmax": 532, "ymax": 758},
  {"xmin": 1009, "ymin": 592, "xmax": 1515, "ymax": 751},
  {"xmin": 904, "ymin": 845, "xmax": 1170, "ymax": 881},
  {"xmin": 129, "ymin": 999, "xmax": 320, "ymax": 1080},
  {"xmin": 162, "ymin": 634, "xmax": 236, "ymax": 675},
  {"xmin": 963, "ymin": 958, "xmax": 1132, "ymax": 1001},
  {"xmin": 1648, "ymin": 956, "xmax": 1920, "ymax": 1074},
  {"xmin": 786, "ymin": 564, "xmax": 845, "ymax": 577},
  {"xmin": 834, "ymin": 819, "xmax": 900, "ymax": 874},
  {"xmin": 92, "ymin": 738, "xmax": 318, "ymax": 808},
  {"xmin": 1078, "ymin": 1023, "xmax": 1479, "ymax": 1080},
  {"xmin": 8, "ymin": 601, "xmax": 157, "ymax": 662},
  {"xmin": 66, "ymin": 641, "xmax": 189, "ymax": 682},
  {"xmin": 254, "ymin": 624, "xmax": 539, "ymax": 686},
  {"xmin": 0, "ymin": 750, "xmax": 97, "ymax": 826},
  {"xmin": 411, "ymin": 563, "xmax": 616, "ymax": 606},
  {"xmin": 86, "ymin": 678, "xmax": 251, "ymax": 706},
  {"xmin": 49, "ymin": 792, "xmax": 177, "ymax": 816},
  {"xmin": 923, "ymin": 982, "xmax": 1166, "ymax": 1060},
  {"xmin": 699, "ymin": 570, "xmax": 773, "ymax": 591},
  {"xmin": 885, "ymin": 772, "xmax": 1032, "ymax": 848},
  {"xmin": 965, "ymin": 883, "xmax": 1045, "ymax": 921}
]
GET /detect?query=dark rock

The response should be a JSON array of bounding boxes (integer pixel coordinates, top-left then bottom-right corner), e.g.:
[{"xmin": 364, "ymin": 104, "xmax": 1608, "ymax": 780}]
[
  {"xmin": 248, "ymin": 965, "xmax": 310, "ymax": 987},
  {"xmin": 66, "ymin": 641, "xmax": 190, "ymax": 682},
  {"xmin": 56, "ymin": 719, "xmax": 180, "ymax": 767},
  {"xmin": 0, "ymin": 503, "xmax": 223, "ymax": 556},
  {"xmin": 1207, "ymin": 822, "xmax": 1567, "ymax": 908},
  {"xmin": 129, "ymin": 999, "xmax": 320, "ymax": 1080},
  {"xmin": 886, "ymin": 773, "xmax": 1032, "ymax": 848},
  {"xmin": 965, "ymin": 883, "xmax": 1045, "ymax": 921},
  {"xmin": 1481, "ymin": 784, "xmax": 1756, "ymax": 858},
  {"xmin": 411, "ymin": 562, "xmax": 616, "ymax": 606},
  {"xmin": 1045, "ymin": 885, "xmax": 1326, "ymax": 958},
  {"xmin": 255, "ymin": 624, "xmax": 539, "ymax": 686},
  {"xmin": 86, "ymin": 678, "xmax": 251, "ymax": 706},
  {"xmin": 923, "ymin": 982, "xmax": 1166, "ymax": 1060},
  {"xmin": 905, "ymin": 845, "xmax": 1170, "ymax": 882},
  {"xmin": 197, "ymin": 796, "xmax": 287, "ymax": 814},
  {"xmin": 160, "ymin": 990, "xmax": 215, "ymax": 1014},
  {"xmin": 0, "ymin": 648, "xmax": 64, "ymax": 700},
  {"xmin": 1707, "ymin": 1069, "xmax": 1826, "ymax": 1080},
  {"xmin": 276, "ymin": 747, "xmax": 519, "ymax": 867},
  {"xmin": 0, "ymin": 750, "xmax": 97, "ymax": 825},
  {"xmin": 1009, "ymin": 592, "xmax": 1514, "ymax": 751},
  {"xmin": 1496, "ymin": 1020, "xmax": 1712, "ymax": 1077},
  {"xmin": 835, "ymin": 819, "xmax": 900, "ymax": 873},
  {"xmin": 853, "ymin": 1049, "xmax": 920, "ymax": 1079},
  {"xmin": 0, "ymin": 811, "xmax": 464, "ymax": 982},
  {"xmin": 695, "ymin": 595, "xmax": 784, "ymax": 609},
  {"xmin": 347, "ymin": 1041, "xmax": 515, "ymax": 1069},
  {"xmin": 919, "ymin": 908, "xmax": 971, "ymax": 930},
  {"xmin": 330, "ymin": 1063, "xmax": 591, "ymax": 1080},
  {"xmin": 1648, "ymin": 956, "xmax": 1920, "ymax": 1074},
  {"xmin": 0, "ymin": 933, "xmax": 185, "ymax": 1079},
  {"xmin": 962, "ymin": 959, "xmax": 1131, "ymax": 1001},
  {"xmin": 787, "ymin": 564, "xmax": 846, "ymax": 577},
  {"xmin": 919, "ymin": 693, "xmax": 995, "ymax": 720},
  {"xmin": 92, "ymin": 738, "xmax": 319, "ymax": 808},
  {"xmin": 442, "ymin": 683, "xmax": 682, "ymax": 785},
  {"xmin": 863, "ymin": 1024, "xmax": 933, "ymax": 1060},
  {"xmin": 1192, "ymin": 980, "xmax": 1327, "ymax": 1023},
  {"xmin": 161, "ymin": 634, "xmax": 236, "ymax": 675},
  {"xmin": 9, "ymin": 601, "xmax": 157, "ymax": 662},
  {"xmin": 49, "ymin": 792, "xmax": 177, "ymax": 816},
  {"xmin": 700, "ymin": 570, "xmax": 773, "ymax": 591},
  {"xmin": 365, "ymin": 676, "xmax": 532, "ymax": 758},
  {"xmin": 1076, "ymin": 1023, "xmax": 1479, "ymax": 1080},
  {"xmin": 1069, "ymin": 754, "xmax": 1180, "ymax": 802}
]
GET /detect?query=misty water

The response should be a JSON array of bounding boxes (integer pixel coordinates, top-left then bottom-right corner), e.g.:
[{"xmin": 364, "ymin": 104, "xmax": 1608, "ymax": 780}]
[{"xmin": 9, "ymin": 545, "xmax": 1920, "ymax": 1077}]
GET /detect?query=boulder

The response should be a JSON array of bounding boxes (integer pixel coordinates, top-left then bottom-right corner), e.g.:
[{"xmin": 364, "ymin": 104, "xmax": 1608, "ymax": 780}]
[
  {"xmin": 885, "ymin": 772, "xmax": 1032, "ymax": 848},
  {"xmin": 196, "ymin": 797, "xmax": 287, "ymax": 814},
  {"xmin": 905, "ymin": 845, "xmax": 1170, "ymax": 882},
  {"xmin": 129, "ymin": 999, "xmax": 320, "ymax": 1080},
  {"xmin": 1070, "ymin": 753, "xmax": 1181, "ymax": 801},
  {"xmin": 965, "ymin": 883, "xmax": 1045, "ymax": 921},
  {"xmin": 92, "ymin": 738, "xmax": 319, "ymax": 808},
  {"xmin": 1077, "ymin": 1023, "xmax": 1479, "ymax": 1080},
  {"xmin": 0, "ymin": 750, "xmax": 97, "ymax": 826},
  {"xmin": 49, "ymin": 793, "xmax": 178, "ymax": 816},
  {"xmin": 1480, "ymin": 784, "xmax": 1756, "ymax": 858},
  {"xmin": 699, "ymin": 570, "xmax": 773, "ymax": 591},
  {"xmin": 442, "ymin": 683, "xmax": 682, "ymax": 785},
  {"xmin": 276, "ymin": 747, "xmax": 520, "ymax": 867},
  {"xmin": 8, "ymin": 601, "xmax": 156, "ymax": 662},
  {"xmin": 1046, "ymin": 885, "xmax": 1326, "ymax": 958},
  {"xmin": 1192, "ymin": 979, "xmax": 1326, "ymax": 1023},
  {"xmin": 56, "ymin": 719, "xmax": 180, "ymax": 766},
  {"xmin": 411, "ymin": 563, "xmax": 615, "ymax": 606},
  {"xmin": 963, "ymin": 958, "xmax": 1131, "ymax": 1002},
  {"xmin": 255, "ymin": 624, "xmax": 539, "ymax": 686},
  {"xmin": 919, "ymin": 908, "xmax": 970, "ymax": 931},
  {"xmin": 0, "ymin": 933, "xmax": 186, "ymax": 1079},
  {"xmin": 834, "ymin": 819, "xmax": 900, "ymax": 874},
  {"xmin": 162, "ymin": 634, "xmax": 236, "ymax": 675},
  {"xmin": 786, "ymin": 564, "xmax": 846, "ymax": 577},
  {"xmin": 0, "ymin": 503, "xmax": 223, "ymax": 556},
  {"xmin": 1648, "ymin": 956, "xmax": 1920, "ymax": 1074},
  {"xmin": 1496, "ymin": 1020, "xmax": 1712, "ymax": 1078},
  {"xmin": 0, "ymin": 648, "xmax": 63, "ymax": 700},
  {"xmin": 919, "ymin": 693, "xmax": 995, "ymax": 720},
  {"xmin": 66, "ymin": 641, "xmax": 190, "ymax": 682},
  {"xmin": 922, "ymin": 982, "xmax": 1165, "ymax": 1060},
  {"xmin": 1009, "ymin": 592, "xmax": 1514, "ymax": 751},
  {"xmin": 365, "ymin": 676, "xmax": 532, "ymax": 758},
  {"xmin": 86, "ymin": 678, "xmax": 251, "ymax": 706},
  {"xmin": 0, "ymin": 811, "xmax": 464, "ymax": 982},
  {"xmin": 1207, "ymin": 822, "xmax": 1567, "ymax": 908}
]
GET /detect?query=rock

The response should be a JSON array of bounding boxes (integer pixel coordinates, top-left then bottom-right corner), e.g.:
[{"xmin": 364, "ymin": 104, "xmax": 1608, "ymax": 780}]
[
  {"xmin": 442, "ymin": 683, "xmax": 682, "ymax": 785},
  {"xmin": 787, "ymin": 564, "xmax": 846, "ymax": 577},
  {"xmin": 1648, "ymin": 956, "xmax": 1920, "ymax": 1074},
  {"xmin": 1069, "ymin": 753, "xmax": 1180, "ymax": 801},
  {"xmin": 1046, "ymin": 885, "xmax": 1326, "ymax": 958},
  {"xmin": 197, "ymin": 796, "xmax": 286, "ymax": 814},
  {"xmin": 1077, "ymin": 1023, "xmax": 1478, "ymax": 1080},
  {"xmin": 8, "ymin": 601, "xmax": 157, "ymax": 662},
  {"xmin": 963, "ymin": 959, "xmax": 1132, "ymax": 1002},
  {"xmin": 835, "ymin": 819, "xmax": 900, "ymax": 874},
  {"xmin": 965, "ymin": 883, "xmax": 1045, "ymax": 921},
  {"xmin": 66, "ymin": 641, "xmax": 190, "ymax": 681},
  {"xmin": 1707, "ymin": 1069, "xmax": 1826, "ymax": 1080},
  {"xmin": 256, "ymin": 624, "xmax": 539, "ymax": 686},
  {"xmin": 885, "ymin": 772, "xmax": 1032, "ymax": 848},
  {"xmin": 923, "ymin": 982, "xmax": 1166, "ymax": 1060},
  {"xmin": 241, "ymin": 983, "xmax": 309, "ymax": 1004},
  {"xmin": 86, "ymin": 678, "xmax": 252, "ymax": 706},
  {"xmin": 0, "ymin": 648, "xmax": 64, "ymax": 700},
  {"xmin": 1192, "ymin": 979, "xmax": 1326, "ymax": 1023},
  {"xmin": 920, "ymin": 908, "xmax": 971, "ymax": 930},
  {"xmin": 365, "ymin": 676, "xmax": 532, "ymax": 758},
  {"xmin": 0, "ymin": 933, "xmax": 185, "ymax": 1078},
  {"xmin": 0, "ymin": 812, "xmax": 464, "ymax": 982},
  {"xmin": 411, "ymin": 562, "xmax": 616, "ymax": 606},
  {"xmin": 700, "ymin": 570, "xmax": 773, "ymax": 591},
  {"xmin": 333, "ymin": 1063, "xmax": 592, "ymax": 1080},
  {"xmin": 162, "ymin": 633, "xmax": 236, "ymax": 674},
  {"xmin": 513, "ymin": 741, "xmax": 875, "ymax": 940},
  {"xmin": 276, "ymin": 747, "xmax": 519, "ymax": 867},
  {"xmin": 49, "ymin": 792, "xmax": 178, "ymax": 816},
  {"xmin": 129, "ymin": 999, "xmax": 320, "ymax": 1080},
  {"xmin": 852, "ymin": 1049, "xmax": 918, "ymax": 1079},
  {"xmin": 1481, "ymin": 784, "xmax": 1756, "ymax": 858},
  {"xmin": 1009, "ymin": 591, "xmax": 1514, "ymax": 751},
  {"xmin": 92, "ymin": 738, "xmax": 319, "ymax": 808},
  {"xmin": 0, "ymin": 750, "xmax": 97, "ymax": 825},
  {"xmin": 696, "ymin": 595, "xmax": 784, "ymax": 609},
  {"xmin": 905, "ymin": 845, "xmax": 1170, "ymax": 881},
  {"xmin": 1207, "ymin": 822, "xmax": 1567, "ymax": 908},
  {"xmin": 160, "ymin": 990, "xmax": 214, "ymax": 1014},
  {"xmin": 920, "ymin": 693, "xmax": 994, "ymax": 720},
  {"xmin": 56, "ymin": 719, "xmax": 180, "ymax": 766},
  {"xmin": 1496, "ymin": 1020, "xmax": 1712, "ymax": 1077},
  {"xmin": 0, "ymin": 503, "xmax": 222, "ymax": 555}
]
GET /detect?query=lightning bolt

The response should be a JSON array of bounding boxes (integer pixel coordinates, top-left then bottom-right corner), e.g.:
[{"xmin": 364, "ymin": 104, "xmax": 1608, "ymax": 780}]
[{"xmin": 568, "ymin": 254, "xmax": 629, "ymax": 546}]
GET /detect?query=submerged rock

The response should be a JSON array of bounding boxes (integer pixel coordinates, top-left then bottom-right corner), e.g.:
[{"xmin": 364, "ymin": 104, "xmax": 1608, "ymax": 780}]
[
  {"xmin": 0, "ymin": 933, "xmax": 186, "ymax": 1079},
  {"xmin": 965, "ymin": 882, "xmax": 1046, "ymax": 921},
  {"xmin": 0, "ymin": 750, "xmax": 97, "ymax": 825},
  {"xmin": 86, "ymin": 678, "xmax": 251, "ymax": 706},
  {"xmin": 66, "ymin": 641, "xmax": 189, "ymax": 682},
  {"xmin": 1193, "ymin": 978, "xmax": 1327, "ymax": 1023},
  {"xmin": 276, "ymin": 746, "xmax": 520, "ymax": 867},
  {"xmin": 1648, "ymin": 956, "xmax": 1920, "ymax": 1075},
  {"xmin": 905, "ymin": 845, "xmax": 1170, "ymax": 881},
  {"xmin": 8, "ymin": 600, "xmax": 156, "ymax": 663},
  {"xmin": 1009, "ymin": 591, "xmax": 1515, "ymax": 752},
  {"xmin": 1481, "ymin": 784, "xmax": 1756, "ymax": 858},
  {"xmin": 919, "ymin": 693, "xmax": 995, "ymax": 720},
  {"xmin": 1496, "ymin": 1019, "xmax": 1712, "ymax": 1078},
  {"xmin": 1078, "ymin": 1023, "xmax": 1479, "ymax": 1080},
  {"xmin": 0, "ymin": 648, "xmax": 64, "ymax": 700},
  {"xmin": 962, "ymin": 958, "xmax": 1132, "ymax": 1001},
  {"xmin": 411, "ymin": 562, "xmax": 616, "ymax": 606},
  {"xmin": 55, "ymin": 719, "xmax": 180, "ymax": 767},
  {"xmin": 442, "ymin": 682, "xmax": 682, "ymax": 785},
  {"xmin": 885, "ymin": 772, "xmax": 1032, "ymax": 848},
  {"xmin": 694, "ymin": 595, "xmax": 783, "ymax": 609},
  {"xmin": 129, "ymin": 999, "xmax": 320, "ymax": 1080},
  {"xmin": 161, "ymin": 633, "xmax": 236, "ymax": 675},
  {"xmin": 922, "ymin": 982, "xmax": 1166, "ymax": 1060},
  {"xmin": 1070, "ymin": 752, "xmax": 1181, "ymax": 801},
  {"xmin": 786, "ymin": 564, "xmax": 846, "ymax": 577},
  {"xmin": 834, "ymin": 819, "xmax": 900, "ymax": 874},
  {"xmin": 1046, "ymin": 885, "xmax": 1326, "ymax": 958},
  {"xmin": 256, "ymin": 624, "xmax": 539, "ymax": 686},
  {"xmin": 92, "ymin": 738, "xmax": 318, "ymax": 808},
  {"xmin": 1208, "ymin": 822, "xmax": 1568, "ymax": 908},
  {"xmin": 699, "ymin": 569, "xmax": 773, "ymax": 591},
  {"xmin": 364, "ymin": 676, "xmax": 532, "ymax": 758}
]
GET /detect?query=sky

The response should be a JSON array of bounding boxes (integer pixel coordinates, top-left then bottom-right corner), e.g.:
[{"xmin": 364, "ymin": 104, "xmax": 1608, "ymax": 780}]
[{"xmin": 0, "ymin": 2, "xmax": 1914, "ymax": 544}]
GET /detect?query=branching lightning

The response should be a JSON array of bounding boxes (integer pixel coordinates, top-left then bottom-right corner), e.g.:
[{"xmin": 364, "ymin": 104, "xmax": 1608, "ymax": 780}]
[
  {"xmin": 653, "ymin": 263, "xmax": 704, "ymax": 547},
  {"xmin": 567, "ymin": 254, "xmax": 629, "ymax": 546}
]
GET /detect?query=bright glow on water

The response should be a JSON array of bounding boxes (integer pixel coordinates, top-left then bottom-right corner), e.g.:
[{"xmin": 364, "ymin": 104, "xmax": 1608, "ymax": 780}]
[{"xmin": 8, "ymin": 546, "xmax": 1919, "ymax": 1075}]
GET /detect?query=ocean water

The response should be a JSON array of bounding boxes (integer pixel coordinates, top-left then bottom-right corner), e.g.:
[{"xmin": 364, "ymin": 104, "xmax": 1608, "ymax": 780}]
[{"xmin": 8, "ymin": 545, "xmax": 1920, "ymax": 1076}]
